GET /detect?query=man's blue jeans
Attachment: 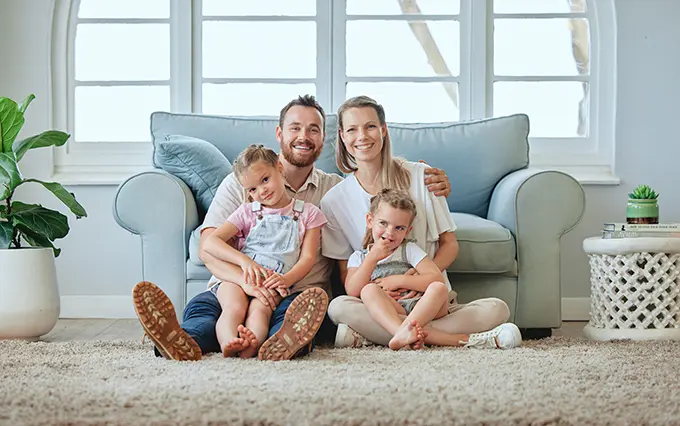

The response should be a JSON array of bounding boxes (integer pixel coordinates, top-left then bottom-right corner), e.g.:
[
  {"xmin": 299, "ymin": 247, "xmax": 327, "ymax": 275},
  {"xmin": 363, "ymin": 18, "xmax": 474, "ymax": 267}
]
[{"xmin": 169, "ymin": 290, "xmax": 313, "ymax": 357}]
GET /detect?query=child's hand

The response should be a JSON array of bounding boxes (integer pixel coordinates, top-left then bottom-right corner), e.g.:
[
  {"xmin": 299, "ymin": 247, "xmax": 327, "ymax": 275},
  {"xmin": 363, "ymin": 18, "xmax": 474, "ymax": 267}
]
[
  {"xmin": 372, "ymin": 275, "xmax": 404, "ymax": 292},
  {"xmin": 263, "ymin": 272, "xmax": 288, "ymax": 290},
  {"xmin": 241, "ymin": 260, "xmax": 270, "ymax": 286},
  {"xmin": 367, "ymin": 238, "xmax": 392, "ymax": 262}
]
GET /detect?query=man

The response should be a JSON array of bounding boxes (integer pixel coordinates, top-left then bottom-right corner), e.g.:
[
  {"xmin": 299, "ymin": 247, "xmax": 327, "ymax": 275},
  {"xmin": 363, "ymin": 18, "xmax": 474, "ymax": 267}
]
[{"xmin": 132, "ymin": 95, "xmax": 451, "ymax": 361}]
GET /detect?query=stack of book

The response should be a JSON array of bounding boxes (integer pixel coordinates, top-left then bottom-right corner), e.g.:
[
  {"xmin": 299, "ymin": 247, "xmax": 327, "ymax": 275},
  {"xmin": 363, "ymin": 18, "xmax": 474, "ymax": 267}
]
[{"xmin": 602, "ymin": 223, "xmax": 680, "ymax": 239}]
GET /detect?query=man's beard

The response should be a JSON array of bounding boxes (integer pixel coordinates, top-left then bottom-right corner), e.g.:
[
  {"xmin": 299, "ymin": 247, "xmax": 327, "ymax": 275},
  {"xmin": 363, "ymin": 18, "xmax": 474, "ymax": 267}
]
[{"xmin": 281, "ymin": 139, "xmax": 322, "ymax": 168}]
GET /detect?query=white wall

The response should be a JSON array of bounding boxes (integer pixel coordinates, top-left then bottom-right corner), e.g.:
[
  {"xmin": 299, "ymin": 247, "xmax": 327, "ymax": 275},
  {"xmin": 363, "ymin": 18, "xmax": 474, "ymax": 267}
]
[{"xmin": 1, "ymin": 0, "xmax": 678, "ymax": 319}]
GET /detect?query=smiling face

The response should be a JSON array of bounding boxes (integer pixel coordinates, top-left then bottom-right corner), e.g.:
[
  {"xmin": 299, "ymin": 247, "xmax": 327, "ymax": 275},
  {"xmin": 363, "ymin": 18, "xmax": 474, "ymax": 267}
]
[
  {"xmin": 238, "ymin": 160, "xmax": 288, "ymax": 208},
  {"xmin": 276, "ymin": 105, "xmax": 325, "ymax": 168},
  {"xmin": 339, "ymin": 106, "xmax": 386, "ymax": 165},
  {"xmin": 366, "ymin": 202, "xmax": 414, "ymax": 252}
]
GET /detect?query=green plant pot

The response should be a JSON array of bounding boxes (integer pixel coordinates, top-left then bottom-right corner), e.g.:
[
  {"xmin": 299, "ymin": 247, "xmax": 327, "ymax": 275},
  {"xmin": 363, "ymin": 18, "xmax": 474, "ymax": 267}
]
[{"xmin": 626, "ymin": 199, "xmax": 659, "ymax": 224}]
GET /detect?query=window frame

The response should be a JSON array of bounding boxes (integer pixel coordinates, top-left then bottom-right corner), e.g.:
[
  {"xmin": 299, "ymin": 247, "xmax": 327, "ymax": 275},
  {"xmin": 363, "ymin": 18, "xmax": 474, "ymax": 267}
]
[{"xmin": 50, "ymin": 0, "xmax": 618, "ymax": 185}]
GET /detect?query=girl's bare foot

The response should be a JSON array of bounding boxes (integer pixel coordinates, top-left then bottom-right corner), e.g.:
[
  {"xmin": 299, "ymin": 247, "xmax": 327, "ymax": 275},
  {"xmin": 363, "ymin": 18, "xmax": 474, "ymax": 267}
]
[
  {"xmin": 410, "ymin": 329, "xmax": 428, "ymax": 350},
  {"xmin": 389, "ymin": 320, "xmax": 425, "ymax": 350},
  {"xmin": 222, "ymin": 337, "xmax": 248, "ymax": 357},
  {"xmin": 237, "ymin": 325, "xmax": 260, "ymax": 359}
]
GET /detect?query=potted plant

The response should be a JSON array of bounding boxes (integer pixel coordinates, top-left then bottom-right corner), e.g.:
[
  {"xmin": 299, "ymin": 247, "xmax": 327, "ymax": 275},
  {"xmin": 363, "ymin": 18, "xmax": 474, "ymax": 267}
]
[
  {"xmin": 0, "ymin": 94, "xmax": 87, "ymax": 340},
  {"xmin": 627, "ymin": 184, "xmax": 659, "ymax": 224}
]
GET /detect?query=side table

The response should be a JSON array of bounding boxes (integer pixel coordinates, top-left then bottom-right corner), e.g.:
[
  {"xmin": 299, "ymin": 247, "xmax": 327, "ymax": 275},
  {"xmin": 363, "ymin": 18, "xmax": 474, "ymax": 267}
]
[{"xmin": 582, "ymin": 236, "xmax": 680, "ymax": 340}]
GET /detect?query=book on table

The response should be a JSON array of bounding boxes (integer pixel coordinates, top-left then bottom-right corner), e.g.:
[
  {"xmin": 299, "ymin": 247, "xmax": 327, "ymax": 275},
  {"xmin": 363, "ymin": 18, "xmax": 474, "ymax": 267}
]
[{"xmin": 601, "ymin": 222, "xmax": 680, "ymax": 239}]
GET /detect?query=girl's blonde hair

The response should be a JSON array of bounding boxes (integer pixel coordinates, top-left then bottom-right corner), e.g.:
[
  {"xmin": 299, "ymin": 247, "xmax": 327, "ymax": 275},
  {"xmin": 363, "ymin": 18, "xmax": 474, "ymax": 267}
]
[
  {"xmin": 336, "ymin": 95, "xmax": 411, "ymax": 192},
  {"xmin": 362, "ymin": 188, "xmax": 417, "ymax": 249},
  {"xmin": 232, "ymin": 144, "xmax": 280, "ymax": 180}
]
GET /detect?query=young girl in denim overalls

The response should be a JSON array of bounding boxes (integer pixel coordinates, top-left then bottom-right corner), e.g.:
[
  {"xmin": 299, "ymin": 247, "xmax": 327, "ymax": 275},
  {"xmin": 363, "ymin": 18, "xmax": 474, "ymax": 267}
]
[
  {"xmin": 345, "ymin": 189, "xmax": 451, "ymax": 351},
  {"xmin": 203, "ymin": 145, "xmax": 327, "ymax": 358}
]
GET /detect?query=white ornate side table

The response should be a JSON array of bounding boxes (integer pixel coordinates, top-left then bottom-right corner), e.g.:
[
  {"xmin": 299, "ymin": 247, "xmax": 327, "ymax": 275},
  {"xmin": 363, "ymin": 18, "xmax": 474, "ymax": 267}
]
[{"xmin": 583, "ymin": 237, "xmax": 680, "ymax": 340}]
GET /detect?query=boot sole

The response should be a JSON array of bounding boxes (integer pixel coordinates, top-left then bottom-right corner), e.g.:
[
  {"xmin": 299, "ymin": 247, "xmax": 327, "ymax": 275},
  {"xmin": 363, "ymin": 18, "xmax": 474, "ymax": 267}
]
[
  {"xmin": 257, "ymin": 287, "xmax": 328, "ymax": 361},
  {"xmin": 132, "ymin": 281, "xmax": 202, "ymax": 361}
]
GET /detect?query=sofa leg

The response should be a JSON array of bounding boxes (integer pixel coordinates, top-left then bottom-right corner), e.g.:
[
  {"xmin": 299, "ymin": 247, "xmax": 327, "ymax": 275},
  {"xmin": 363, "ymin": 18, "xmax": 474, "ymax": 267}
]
[{"xmin": 520, "ymin": 328, "xmax": 552, "ymax": 340}]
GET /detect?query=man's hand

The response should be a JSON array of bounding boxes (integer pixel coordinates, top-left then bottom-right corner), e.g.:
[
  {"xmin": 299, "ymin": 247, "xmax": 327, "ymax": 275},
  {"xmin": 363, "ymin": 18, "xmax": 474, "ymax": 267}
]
[
  {"xmin": 240, "ymin": 282, "xmax": 279, "ymax": 310},
  {"xmin": 421, "ymin": 160, "xmax": 451, "ymax": 198}
]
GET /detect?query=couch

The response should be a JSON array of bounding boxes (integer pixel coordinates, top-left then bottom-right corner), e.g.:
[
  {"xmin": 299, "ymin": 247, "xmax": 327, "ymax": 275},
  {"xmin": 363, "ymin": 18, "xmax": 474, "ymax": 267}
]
[{"xmin": 113, "ymin": 111, "xmax": 585, "ymax": 336}]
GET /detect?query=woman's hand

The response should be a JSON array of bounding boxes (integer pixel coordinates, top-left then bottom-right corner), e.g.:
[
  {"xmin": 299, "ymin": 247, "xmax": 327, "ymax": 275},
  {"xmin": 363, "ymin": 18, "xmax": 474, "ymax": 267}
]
[
  {"xmin": 422, "ymin": 160, "xmax": 451, "ymax": 198},
  {"xmin": 241, "ymin": 260, "xmax": 270, "ymax": 286},
  {"xmin": 263, "ymin": 272, "xmax": 289, "ymax": 290}
]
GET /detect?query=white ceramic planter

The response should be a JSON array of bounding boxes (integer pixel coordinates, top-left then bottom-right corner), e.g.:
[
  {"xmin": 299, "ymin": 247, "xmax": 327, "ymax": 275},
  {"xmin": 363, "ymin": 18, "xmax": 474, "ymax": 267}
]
[{"xmin": 0, "ymin": 247, "xmax": 60, "ymax": 340}]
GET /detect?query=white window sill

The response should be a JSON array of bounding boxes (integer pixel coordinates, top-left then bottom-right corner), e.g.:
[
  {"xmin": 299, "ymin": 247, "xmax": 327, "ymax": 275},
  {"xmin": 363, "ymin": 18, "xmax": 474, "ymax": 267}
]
[{"xmin": 529, "ymin": 165, "xmax": 620, "ymax": 186}]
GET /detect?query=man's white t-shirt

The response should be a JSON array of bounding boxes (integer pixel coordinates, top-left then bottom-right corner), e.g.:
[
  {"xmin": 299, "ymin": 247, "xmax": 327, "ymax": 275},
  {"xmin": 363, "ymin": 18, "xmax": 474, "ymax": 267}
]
[{"xmin": 320, "ymin": 161, "xmax": 456, "ymax": 288}]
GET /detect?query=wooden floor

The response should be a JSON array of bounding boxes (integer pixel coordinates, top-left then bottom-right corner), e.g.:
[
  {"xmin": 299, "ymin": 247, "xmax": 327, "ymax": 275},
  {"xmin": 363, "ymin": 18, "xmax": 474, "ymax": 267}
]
[{"xmin": 41, "ymin": 319, "xmax": 588, "ymax": 342}]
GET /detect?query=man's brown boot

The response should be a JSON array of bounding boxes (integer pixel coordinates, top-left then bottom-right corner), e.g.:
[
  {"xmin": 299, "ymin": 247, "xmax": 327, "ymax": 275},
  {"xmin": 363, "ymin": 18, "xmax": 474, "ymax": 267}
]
[
  {"xmin": 132, "ymin": 281, "xmax": 202, "ymax": 361},
  {"xmin": 258, "ymin": 287, "xmax": 328, "ymax": 361}
]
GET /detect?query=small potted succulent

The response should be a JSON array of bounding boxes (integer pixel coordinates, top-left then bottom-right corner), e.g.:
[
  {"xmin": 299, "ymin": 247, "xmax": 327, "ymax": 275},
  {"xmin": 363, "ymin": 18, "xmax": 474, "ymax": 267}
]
[{"xmin": 627, "ymin": 184, "xmax": 659, "ymax": 224}]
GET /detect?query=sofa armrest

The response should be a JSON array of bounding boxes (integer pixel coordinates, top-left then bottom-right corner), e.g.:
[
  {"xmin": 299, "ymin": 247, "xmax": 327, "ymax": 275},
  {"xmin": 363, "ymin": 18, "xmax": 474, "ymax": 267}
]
[
  {"xmin": 487, "ymin": 169, "xmax": 585, "ymax": 328},
  {"xmin": 113, "ymin": 170, "xmax": 199, "ymax": 313}
]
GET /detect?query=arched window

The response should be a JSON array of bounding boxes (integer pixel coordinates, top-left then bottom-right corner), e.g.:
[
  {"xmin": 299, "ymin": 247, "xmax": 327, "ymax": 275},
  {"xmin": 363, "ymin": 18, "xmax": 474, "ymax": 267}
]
[{"xmin": 52, "ymin": 0, "xmax": 617, "ymax": 184}]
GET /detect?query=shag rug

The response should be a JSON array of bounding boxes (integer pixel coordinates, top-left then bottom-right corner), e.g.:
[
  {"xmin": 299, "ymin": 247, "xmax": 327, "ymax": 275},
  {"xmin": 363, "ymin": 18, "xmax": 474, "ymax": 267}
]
[{"xmin": 2, "ymin": 337, "xmax": 680, "ymax": 426}]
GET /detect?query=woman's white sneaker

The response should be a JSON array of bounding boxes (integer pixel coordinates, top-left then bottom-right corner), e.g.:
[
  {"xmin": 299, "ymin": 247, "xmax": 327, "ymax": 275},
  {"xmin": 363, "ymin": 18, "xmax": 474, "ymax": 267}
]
[
  {"xmin": 334, "ymin": 324, "xmax": 372, "ymax": 348},
  {"xmin": 464, "ymin": 323, "xmax": 522, "ymax": 349}
]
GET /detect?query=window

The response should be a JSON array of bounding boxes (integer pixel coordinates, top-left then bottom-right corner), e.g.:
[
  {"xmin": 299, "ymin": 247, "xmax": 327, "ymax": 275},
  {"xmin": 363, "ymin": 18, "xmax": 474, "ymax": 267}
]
[{"xmin": 52, "ymin": 0, "xmax": 617, "ymax": 184}]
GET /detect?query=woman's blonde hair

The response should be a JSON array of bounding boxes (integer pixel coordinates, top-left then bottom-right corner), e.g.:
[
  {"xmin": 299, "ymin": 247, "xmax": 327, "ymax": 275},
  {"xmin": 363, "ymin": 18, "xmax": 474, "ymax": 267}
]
[
  {"xmin": 362, "ymin": 188, "xmax": 417, "ymax": 249},
  {"xmin": 336, "ymin": 95, "xmax": 411, "ymax": 192},
  {"xmin": 232, "ymin": 144, "xmax": 280, "ymax": 181}
]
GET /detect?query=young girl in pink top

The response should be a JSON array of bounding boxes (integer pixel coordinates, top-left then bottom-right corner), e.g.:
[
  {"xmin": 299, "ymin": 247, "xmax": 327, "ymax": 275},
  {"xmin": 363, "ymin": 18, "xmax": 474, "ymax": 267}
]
[{"xmin": 203, "ymin": 144, "xmax": 327, "ymax": 358}]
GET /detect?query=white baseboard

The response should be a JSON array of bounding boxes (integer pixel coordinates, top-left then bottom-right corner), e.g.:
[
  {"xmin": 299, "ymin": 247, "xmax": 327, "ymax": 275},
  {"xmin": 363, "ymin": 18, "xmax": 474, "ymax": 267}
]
[
  {"xmin": 58, "ymin": 295, "xmax": 593, "ymax": 321},
  {"xmin": 60, "ymin": 296, "xmax": 136, "ymax": 319},
  {"xmin": 562, "ymin": 297, "xmax": 591, "ymax": 321}
]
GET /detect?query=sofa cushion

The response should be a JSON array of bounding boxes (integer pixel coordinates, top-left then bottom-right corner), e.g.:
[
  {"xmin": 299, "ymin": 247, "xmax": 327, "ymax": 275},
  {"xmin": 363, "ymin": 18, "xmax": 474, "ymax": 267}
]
[
  {"xmin": 388, "ymin": 114, "xmax": 530, "ymax": 218},
  {"xmin": 187, "ymin": 259, "xmax": 212, "ymax": 281},
  {"xmin": 447, "ymin": 213, "xmax": 516, "ymax": 274},
  {"xmin": 154, "ymin": 134, "xmax": 233, "ymax": 217},
  {"xmin": 151, "ymin": 112, "xmax": 340, "ymax": 177},
  {"xmin": 189, "ymin": 213, "xmax": 516, "ymax": 275}
]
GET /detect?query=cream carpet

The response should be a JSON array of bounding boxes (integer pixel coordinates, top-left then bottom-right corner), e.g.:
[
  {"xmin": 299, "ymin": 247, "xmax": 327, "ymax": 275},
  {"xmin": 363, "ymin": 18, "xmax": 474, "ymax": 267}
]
[{"xmin": 2, "ymin": 337, "xmax": 680, "ymax": 426}]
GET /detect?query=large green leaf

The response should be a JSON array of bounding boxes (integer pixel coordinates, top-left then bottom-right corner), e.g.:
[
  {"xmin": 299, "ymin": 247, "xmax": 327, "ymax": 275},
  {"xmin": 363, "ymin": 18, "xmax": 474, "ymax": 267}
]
[
  {"xmin": 10, "ymin": 201, "xmax": 68, "ymax": 240},
  {"xmin": 18, "ymin": 94, "xmax": 35, "ymax": 115},
  {"xmin": 23, "ymin": 178, "xmax": 87, "ymax": 218},
  {"xmin": 0, "ymin": 204, "xmax": 6, "ymax": 218},
  {"xmin": 0, "ymin": 152, "xmax": 21, "ymax": 200},
  {"xmin": 13, "ymin": 131, "xmax": 70, "ymax": 162},
  {"xmin": 0, "ymin": 221, "xmax": 13, "ymax": 248},
  {"xmin": 0, "ymin": 98, "xmax": 24, "ymax": 154},
  {"xmin": 17, "ymin": 224, "xmax": 61, "ymax": 257}
]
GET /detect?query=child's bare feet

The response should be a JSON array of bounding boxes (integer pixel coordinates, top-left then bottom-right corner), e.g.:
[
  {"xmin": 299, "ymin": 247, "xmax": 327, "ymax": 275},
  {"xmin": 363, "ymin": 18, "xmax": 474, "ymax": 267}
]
[
  {"xmin": 222, "ymin": 337, "xmax": 249, "ymax": 357},
  {"xmin": 237, "ymin": 325, "xmax": 260, "ymax": 359},
  {"xmin": 389, "ymin": 320, "xmax": 425, "ymax": 350}
]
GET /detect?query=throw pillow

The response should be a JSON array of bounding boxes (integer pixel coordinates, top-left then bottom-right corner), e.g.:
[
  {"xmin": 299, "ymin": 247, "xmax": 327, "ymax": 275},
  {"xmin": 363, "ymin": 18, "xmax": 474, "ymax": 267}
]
[{"xmin": 154, "ymin": 134, "xmax": 232, "ymax": 217}]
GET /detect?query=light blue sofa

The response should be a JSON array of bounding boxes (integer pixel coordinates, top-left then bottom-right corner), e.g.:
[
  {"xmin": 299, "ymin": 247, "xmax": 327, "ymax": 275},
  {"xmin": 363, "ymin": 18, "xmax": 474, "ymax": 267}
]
[{"xmin": 113, "ymin": 112, "xmax": 585, "ymax": 336}]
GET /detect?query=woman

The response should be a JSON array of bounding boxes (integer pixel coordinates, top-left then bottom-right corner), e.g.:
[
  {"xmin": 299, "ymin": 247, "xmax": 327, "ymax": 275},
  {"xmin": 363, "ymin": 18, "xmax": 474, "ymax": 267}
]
[{"xmin": 320, "ymin": 95, "xmax": 521, "ymax": 349}]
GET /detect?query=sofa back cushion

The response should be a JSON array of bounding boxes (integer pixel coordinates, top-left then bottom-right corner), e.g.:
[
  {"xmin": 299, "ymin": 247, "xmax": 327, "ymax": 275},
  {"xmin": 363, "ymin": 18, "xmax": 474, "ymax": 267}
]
[
  {"xmin": 388, "ymin": 114, "xmax": 529, "ymax": 217},
  {"xmin": 150, "ymin": 112, "xmax": 340, "ymax": 176},
  {"xmin": 150, "ymin": 112, "xmax": 529, "ymax": 218}
]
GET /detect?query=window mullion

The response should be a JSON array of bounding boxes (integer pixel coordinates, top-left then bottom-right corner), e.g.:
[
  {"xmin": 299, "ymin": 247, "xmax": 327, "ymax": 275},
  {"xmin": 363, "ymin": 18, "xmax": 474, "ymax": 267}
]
[
  {"xmin": 192, "ymin": 0, "xmax": 203, "ymax": 113},
  {"xmin": 467, "ymin": 0, "xmax": 491, "ymax": 119},
  {"xmin": 330, "ymin": 0, "xmax": 346, "ymax": 112},
  {"xmin": 171, "ymin": 0, "xmax": 192, "ymax": 113},
  {"xmin": 316, "ymin": 0, "xmax": 332, "ymax": 111}
]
